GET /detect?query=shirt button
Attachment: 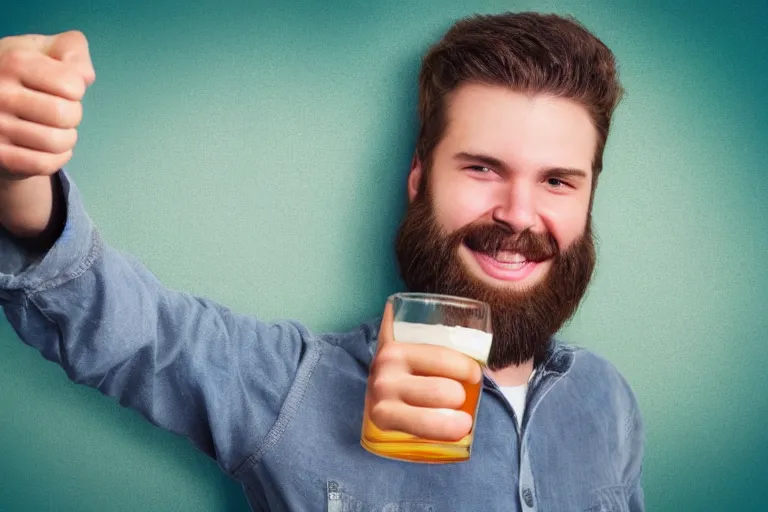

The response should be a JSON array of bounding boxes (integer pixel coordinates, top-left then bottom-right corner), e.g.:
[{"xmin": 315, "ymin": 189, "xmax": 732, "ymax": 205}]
[{"xmin": 522, "ymin": 487, "xmax": 534, "ymax": 507}]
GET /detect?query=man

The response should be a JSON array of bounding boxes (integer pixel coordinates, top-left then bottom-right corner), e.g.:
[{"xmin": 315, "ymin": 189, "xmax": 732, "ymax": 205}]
[{"xmin": 0, "ymin": 12, "xmax": 644, "ymax": 511}]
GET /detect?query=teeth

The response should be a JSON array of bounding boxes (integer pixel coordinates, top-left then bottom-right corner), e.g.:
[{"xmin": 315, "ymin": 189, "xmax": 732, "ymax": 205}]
[
  {"xmin": 498, "ymin": 262, "xmax": 525, "ymax": 270},
  {"xmin": 496, "ymin": 261, "xmax": 527, "ymax": 270},
  {"xmin": 493, "ymin": 251, "xmax": 527, "ymax": 264}
]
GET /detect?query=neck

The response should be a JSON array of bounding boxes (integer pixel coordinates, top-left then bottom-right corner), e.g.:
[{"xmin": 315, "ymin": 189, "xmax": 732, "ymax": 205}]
[{"xmin": 485, "ymin": 359, "xmax": 534, "ymax": 387}]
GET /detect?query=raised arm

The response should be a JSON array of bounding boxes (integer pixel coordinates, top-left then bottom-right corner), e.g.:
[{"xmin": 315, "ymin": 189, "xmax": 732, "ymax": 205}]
[{"xmin": 0, "ymin": 32, "xmax": 316, "ymax": 476}]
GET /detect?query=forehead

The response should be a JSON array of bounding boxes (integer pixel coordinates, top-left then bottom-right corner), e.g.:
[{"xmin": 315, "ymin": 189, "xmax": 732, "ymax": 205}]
[{"xmin": 439, "ymin": 84, "xmax": 597, "ymax": 175}]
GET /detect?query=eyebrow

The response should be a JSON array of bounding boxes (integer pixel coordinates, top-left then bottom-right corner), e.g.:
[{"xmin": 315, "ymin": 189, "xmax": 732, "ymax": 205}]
[
  {"xmin": 454, "ymin": 151, "xmax": 590, "ymax": 180},
  {"xmin": 454, "ymin": 152, "xmax": 506, "ymax": 170}
]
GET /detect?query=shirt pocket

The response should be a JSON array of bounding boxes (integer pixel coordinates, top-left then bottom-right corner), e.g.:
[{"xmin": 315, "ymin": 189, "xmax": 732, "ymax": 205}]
[
  {"xmin": 584, "ymin": 486, "xmax": 630, "ymax": 512},
  {"xmin": 327, "ymin": 480, "xmax": 436, "ymax": 512}
]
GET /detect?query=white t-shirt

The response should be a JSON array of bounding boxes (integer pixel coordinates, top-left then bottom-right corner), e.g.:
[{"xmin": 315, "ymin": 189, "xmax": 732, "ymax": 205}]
[
  {"xmin": 500, "ymin": 384, "xmax": 528, "ymax": 425},
  {"xmin": 496, "ymin": 370, "xmax": 536, "ymax": 429}
]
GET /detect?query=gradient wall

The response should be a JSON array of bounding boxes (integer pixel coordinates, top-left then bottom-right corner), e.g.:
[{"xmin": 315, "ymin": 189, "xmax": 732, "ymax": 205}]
[{"xmin": 1, "ymin": 1, "xmax": 766, "ymax": 510}]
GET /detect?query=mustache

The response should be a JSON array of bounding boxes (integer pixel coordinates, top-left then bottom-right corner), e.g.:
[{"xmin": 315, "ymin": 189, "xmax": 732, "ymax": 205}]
[{"xmin": 457, "ymin": 223, "xmax": 559, "ymax": 262}]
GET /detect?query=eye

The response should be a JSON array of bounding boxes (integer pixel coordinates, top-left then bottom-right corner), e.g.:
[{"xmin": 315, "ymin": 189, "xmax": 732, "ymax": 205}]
[
  {"xmin": 547, "ymin": 177, "xmax": 564, "ymax": 187},
  {"xmin": 467, "ymin": 165, "xmax": 493, "ymax": 174},
  {"xmin": 546, "ymin": 177, "xmax": 571, "ymax": 188}
]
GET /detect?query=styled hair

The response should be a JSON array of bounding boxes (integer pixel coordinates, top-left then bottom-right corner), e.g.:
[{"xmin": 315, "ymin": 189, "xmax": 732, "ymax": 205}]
[{"xmin": 416, "ymin": 12, "xmax": 623, "ymax": 182}]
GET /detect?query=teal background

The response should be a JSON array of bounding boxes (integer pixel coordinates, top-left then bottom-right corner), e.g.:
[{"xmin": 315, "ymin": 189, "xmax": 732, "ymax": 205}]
[{"xmin": 1, "ymin": 0, "xmax": 766, "ymax": 510}]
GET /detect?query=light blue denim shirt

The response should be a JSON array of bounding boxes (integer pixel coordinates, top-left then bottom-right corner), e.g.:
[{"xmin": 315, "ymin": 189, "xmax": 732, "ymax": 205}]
[{"xmin": 0, "ymin": 172, "xmax": 644, "ymax": 512}]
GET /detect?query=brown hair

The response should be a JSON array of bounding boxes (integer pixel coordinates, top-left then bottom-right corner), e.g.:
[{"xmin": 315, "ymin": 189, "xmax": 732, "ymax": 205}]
[{"xmin": 416, "ymin": 12, "xmax": 623, "ymax": 184}]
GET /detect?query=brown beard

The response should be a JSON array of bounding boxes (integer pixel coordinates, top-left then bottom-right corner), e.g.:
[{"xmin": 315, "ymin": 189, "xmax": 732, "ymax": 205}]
[{"xmin": 394, "ymin": 194, "xmax": 596, "ymax": 369}]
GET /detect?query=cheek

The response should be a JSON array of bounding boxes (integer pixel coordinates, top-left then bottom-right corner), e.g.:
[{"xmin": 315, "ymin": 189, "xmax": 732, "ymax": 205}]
[
  {"xmin": 541, "ymin": 202, "xmax": 589, "ymax": 250},
  {"xmin": 431, "ymin": 179, "xmax": 496, "ymax": 233}
]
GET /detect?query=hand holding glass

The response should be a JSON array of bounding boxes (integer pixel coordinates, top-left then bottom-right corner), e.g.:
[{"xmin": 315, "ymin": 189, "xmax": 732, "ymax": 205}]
[{"xmin": 361, "ymin": 293, "xmax": 492, "ymax": 463}]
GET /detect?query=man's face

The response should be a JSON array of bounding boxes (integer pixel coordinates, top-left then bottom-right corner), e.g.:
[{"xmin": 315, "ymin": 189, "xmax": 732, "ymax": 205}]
[{"xmin": 395, "ymin": 84, "xmax": 598, "ymax": 368}]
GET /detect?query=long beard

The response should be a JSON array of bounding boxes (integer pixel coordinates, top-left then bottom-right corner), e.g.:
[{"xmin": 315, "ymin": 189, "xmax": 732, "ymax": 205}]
[{"xmin": 394, "ymin": 195, "xmax": 596, "ymax": 369}]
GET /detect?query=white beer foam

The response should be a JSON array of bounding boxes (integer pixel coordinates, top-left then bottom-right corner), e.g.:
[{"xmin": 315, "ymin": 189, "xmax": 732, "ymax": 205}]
[{"xmin": 393, "ymin": 321, "xmax": 492, "ymax": 365}]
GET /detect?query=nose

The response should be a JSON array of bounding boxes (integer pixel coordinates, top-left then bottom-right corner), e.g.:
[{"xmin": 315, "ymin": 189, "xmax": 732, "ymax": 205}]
[{"xmin": 492, "ymin": 179, "xmax": 537, "ymax": 233}]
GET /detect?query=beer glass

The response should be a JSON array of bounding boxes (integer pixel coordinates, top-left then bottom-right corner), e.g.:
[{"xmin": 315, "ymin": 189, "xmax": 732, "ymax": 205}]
[{"xmin": 361, "ymin": 292, "xmax": 492, "ymax": 463}]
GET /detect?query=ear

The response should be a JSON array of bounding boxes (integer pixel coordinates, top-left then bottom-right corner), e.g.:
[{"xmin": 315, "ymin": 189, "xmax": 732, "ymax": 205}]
[{"xmin": 407, "ymin": 154, "xmax": 423, "ymax": 203}]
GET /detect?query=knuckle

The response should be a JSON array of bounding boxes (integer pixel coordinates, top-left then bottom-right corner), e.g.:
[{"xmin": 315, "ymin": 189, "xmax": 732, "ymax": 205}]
[
  {"xmin": 69, "ymin": 128, "xmax": 79, "ymax": 149},
  {"xmin": 0, "ymin": 49, "xmax": 27, "ymax": 75},
  {"xmin": 454, "ymin": 356, "xmax": 480, "ymax": 382},
  {"xmin": 50, "ymin": 128, "xmax": 77, "ymax": 153},
  {"xmin": 52, "ymin": 150, "xmax": 72, "ymax": 171},
  {"xmin": 468, "ymin": 360, "xmax": 482, "ymax": 382},
  {"xmin": 0, "ymin": 147, "xmax": 13, "ymax": 173},
  {"xmin": 25, "ymin": 152, "xmax": 48, "ymax": 175},
  {"xmin": 368, "ymin": 402, "xmax": 395, "ymax": 430},
  {"xmin": 63, "ymin": 30, "xmax": 88, "ymax": 45},
  {"xmin": 0, "ymin": 147, "xmax": 29, "ymax": 175},
  {"xmin": 41, "ymin": 150, "xmax": 70, "ymax": 174},
  {"xmin": 65, "ymin": 74, "xmax": 86, "ymax": 99},
  {"xmin": 0, "ymin": 113, "xmax": 9, "ymax": 134},
  {"xmin": 70, "ymin": 101, "xmax": 83, "ymax": 126},
  {"xmin": 51, "ymin": 100, "xmax": 66, "ymax": 126},
  {"xmin": 54, "ymin": 99, "xmax": 81, "ymax": 128},
  {"xmin": 462, "ymin": 359, "xmax": 483, "ymax": 383},
  {"xmin": 369, "ymin": 374, "xmax": 398, "ymax": 402},
  {"xmin": 0, "ymin": 84, "xmax": 19, "ymax": 112},
  {"xmin": 374, "ymin": 344, "xmax": 404, "ymax": 367},
  {"xmin": 429, "ymin": 411, "xmax": 471, "ymax": 441}
]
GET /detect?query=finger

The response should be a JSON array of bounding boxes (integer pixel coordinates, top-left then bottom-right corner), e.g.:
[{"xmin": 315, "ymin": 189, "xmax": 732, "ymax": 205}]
[
  {"xmin": 47, "ymin": 31, "xmax": 95, "ymax": 86},
  {"xmin": 397, "ymin": 375, "xmax": 467, "ymax": 409},
  {"xmin": 0, "ymin": 143, "xmax": 71, "ymax": 177},
  {"xmin": 404, "ymin": 343, "xmax": 483, "ymax": 384},
  {"xmin": 376, "ymin": 300, "xmax": 395, "ymax": 351},
  {"xmin": 369, "ymin": 400, "xmax": 473, "ymax": 442},
  {"xmin": 0, "ymin": 86, "xmax": 83, "ymax": 129},
  {"xmin": 0, "ymin": 49, "xmax": 86, "ymax": 100},
  {"xmin": 0, "ymin": 113, "xmax": 77, "ymax": 154},
  {"xmin": 21, "ymin": 51, "xmax": 87, "ymax": 100},
  {"xmin": 0, "ymin": 34, "xmax": 55, "ymax": 53}
]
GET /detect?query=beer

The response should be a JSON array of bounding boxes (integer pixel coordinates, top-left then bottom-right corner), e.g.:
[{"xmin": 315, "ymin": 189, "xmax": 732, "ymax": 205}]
[{"xmin": 361, "ymin": 320, "xmax": 492, "ymax": 463}]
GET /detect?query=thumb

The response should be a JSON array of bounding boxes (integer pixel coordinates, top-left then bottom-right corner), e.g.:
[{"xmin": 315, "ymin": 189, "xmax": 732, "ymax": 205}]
[
  {"xmin": 376, "ymin": 300, "xmax": 395, "ymax": 351},
  {"xmin": 47, "ymin": 31, "xmax": 96, "ymax": 86}
]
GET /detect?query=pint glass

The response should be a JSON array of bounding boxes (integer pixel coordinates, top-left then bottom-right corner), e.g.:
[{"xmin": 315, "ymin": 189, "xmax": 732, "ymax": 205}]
[{"xmin": 360, "ymin": 293, "xmax": 492, "ymax": 463}]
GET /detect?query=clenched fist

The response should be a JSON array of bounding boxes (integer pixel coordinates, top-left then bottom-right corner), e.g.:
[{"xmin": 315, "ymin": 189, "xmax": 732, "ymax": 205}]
[
  {"xmin": 0, "ymin": 31, "xmax": 94, "ymax": 241},
  {"xmin": 0, "ymin": 31, "xmax": 95, "ymax": 179}
]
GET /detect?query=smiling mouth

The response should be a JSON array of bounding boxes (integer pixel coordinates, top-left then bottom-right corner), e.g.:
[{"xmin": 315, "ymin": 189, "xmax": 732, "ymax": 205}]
[{"xmin": 465, "ymin": 246, "xmax": 545, "ymax": 282}]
